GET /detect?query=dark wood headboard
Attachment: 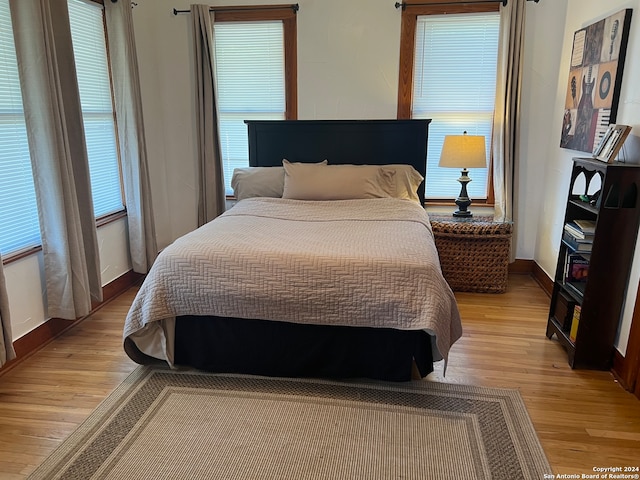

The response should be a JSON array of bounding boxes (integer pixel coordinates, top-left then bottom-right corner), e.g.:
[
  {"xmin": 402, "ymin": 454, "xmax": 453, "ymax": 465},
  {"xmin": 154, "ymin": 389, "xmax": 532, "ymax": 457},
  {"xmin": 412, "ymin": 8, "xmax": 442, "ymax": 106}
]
[{"xmin": 245, "ymin": 119, "xmax": 431, "ymax": 204}]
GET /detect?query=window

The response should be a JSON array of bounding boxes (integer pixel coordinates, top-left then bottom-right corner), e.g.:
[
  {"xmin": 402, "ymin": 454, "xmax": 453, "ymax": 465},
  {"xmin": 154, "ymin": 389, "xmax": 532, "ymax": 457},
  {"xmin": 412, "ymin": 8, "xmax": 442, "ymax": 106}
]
[
  {"xmin": 68, "ymin": 0, "xmax": 124, "ymax": 218},
  {"xmin": 213, "ymin": 8, "xmax": 297, "ymax": 195},
  {"xmin": 0, "ymin": 0, "xmax": 123, "ymax": 258},
  {"xmin": 0, "ymin": 0, "xmax": 41, "ymax": 255},
  {"xmin": 398, "ymin": 4, "xmax": 499, "ymax": 202}
]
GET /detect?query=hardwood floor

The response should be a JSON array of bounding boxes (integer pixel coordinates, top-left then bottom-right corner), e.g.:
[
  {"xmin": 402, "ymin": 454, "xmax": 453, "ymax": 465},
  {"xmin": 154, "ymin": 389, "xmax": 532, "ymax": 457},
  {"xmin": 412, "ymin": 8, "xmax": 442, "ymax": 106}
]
[{"xmin": 0, "ymin": 274, "xmax": 639, "ymax": 478}]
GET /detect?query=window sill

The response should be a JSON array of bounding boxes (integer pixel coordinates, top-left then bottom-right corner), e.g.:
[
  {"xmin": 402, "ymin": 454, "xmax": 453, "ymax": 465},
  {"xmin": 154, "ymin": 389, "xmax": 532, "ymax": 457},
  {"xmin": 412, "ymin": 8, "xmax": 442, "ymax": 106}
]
[
  {"xmin": 96, "ymin": 209, "xmax": 127, "ymax": 228},
  {"xmin": 1, "ymin": 245, "xmax": 43, "ymax": 265},
  {"xmin": 2, "ymin": 209, "xmax": 128, "ymax": 266},
  {"xmin": 425, "ymin": 202, "xmax": 495, "ymax": 217}
]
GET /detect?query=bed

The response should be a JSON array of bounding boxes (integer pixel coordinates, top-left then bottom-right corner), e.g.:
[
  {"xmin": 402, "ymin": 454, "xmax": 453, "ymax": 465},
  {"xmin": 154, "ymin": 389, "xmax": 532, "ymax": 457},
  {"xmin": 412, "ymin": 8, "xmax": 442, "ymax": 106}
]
[{"xmin": 123, "ymin": 119, "xmax": 462, "ymax": 381}]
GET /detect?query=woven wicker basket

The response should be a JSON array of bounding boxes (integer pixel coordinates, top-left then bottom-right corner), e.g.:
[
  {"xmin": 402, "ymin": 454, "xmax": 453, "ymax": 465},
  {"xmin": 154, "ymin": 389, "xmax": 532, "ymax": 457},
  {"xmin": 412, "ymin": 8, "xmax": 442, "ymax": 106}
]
[{"xmin": 430, "ymin": 218, "xmax": 512, "ymax": 293}]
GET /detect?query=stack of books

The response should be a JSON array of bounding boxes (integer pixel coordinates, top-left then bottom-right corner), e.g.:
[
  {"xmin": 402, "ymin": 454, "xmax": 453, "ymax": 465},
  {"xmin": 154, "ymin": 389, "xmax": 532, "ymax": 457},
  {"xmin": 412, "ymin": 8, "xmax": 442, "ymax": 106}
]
[{"xmin": 563, "ymin": 219, "xmax": 595, "ymax": 253}]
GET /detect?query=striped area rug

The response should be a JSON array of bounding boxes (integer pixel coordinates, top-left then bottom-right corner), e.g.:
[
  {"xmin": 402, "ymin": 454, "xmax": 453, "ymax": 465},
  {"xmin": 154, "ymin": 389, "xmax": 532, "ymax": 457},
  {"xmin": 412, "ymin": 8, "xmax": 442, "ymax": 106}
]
[{"xmin": 28, "ymin": 366, "xmax": 551, "ymax": 479}]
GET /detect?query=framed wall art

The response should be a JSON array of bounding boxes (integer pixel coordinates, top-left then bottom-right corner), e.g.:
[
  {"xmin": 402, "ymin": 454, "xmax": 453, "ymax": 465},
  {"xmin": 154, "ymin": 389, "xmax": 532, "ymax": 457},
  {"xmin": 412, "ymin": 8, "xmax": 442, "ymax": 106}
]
[{"xmin": 560, "ymin": 9, "xmax": 633, "ymax": 154}]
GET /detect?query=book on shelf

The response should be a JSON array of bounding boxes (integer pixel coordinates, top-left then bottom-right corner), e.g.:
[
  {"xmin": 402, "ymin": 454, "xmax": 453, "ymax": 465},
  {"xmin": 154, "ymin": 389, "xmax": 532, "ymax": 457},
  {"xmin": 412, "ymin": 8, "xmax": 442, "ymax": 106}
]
[
  {"xmin": 564, "ymin": 222, "xmax": 594, "ymax": 241},
  {"xmin": 565, "ymin": 253, "xmax": 589, "ymax": 283},
  {"xmin": 573, "ymin": 219, "xmax": 596, "ymax": 234},
  {"xmin": 570, "ymin": 305, "xmax": 581, "ymax": 342},
  {"xmin": 562, "ymin": 232, "xmax": 593, "ymax": 252}
]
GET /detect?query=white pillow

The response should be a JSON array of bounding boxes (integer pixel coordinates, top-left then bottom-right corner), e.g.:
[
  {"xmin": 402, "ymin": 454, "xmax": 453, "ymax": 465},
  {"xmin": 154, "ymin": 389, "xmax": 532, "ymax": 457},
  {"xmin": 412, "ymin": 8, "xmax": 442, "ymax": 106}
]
[
  {"xmin": 338, "ymin": 164, "xmax": 423, "ymax": 202},
  {"xmin": 282, "ymin": 160, "xmax": 393, "ymax": 201},
  {"xmin": 231, "ymin": 167, "xmax": 285, "ymax": 200},
  {"xmin": 297, "ymin": 163, "xmax": 423, "ymax": 202},
  {"xmin": 380, "ymin": 165, "xmax": 424, "ymax": 202}
]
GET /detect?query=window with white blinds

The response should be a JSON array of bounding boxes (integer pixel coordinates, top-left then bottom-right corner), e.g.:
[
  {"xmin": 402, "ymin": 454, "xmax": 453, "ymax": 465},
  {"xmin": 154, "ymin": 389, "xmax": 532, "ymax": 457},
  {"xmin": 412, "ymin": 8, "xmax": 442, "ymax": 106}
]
[
  {"xmin": 68, "ymin": 0, "xmax": 124, "ymax": 218},
  {"xmin": 0, "ymin": 0, "xmax": 41, "ymax": 255},
  {"xmin": 214, "ymin": 21, "xmax": 286, "ymax": 195},
  {"xmin": 412, "ymin": 13, "xmax": 499, "ymax": 199}
]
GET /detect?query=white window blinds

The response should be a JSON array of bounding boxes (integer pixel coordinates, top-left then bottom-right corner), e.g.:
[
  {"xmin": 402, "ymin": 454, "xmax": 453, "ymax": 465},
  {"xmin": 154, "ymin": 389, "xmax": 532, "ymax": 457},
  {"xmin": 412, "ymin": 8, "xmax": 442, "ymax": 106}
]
[
  {"xmin": 214, "ymin": 21, "xmax": 286, "ymax": 195},
  {"xmin": 0, "ymin": 0, "xmax": 41, "ymax": 255},
  {"xmin": 68, "ymin": 0, "xmax": 124, "ymax": 218},
  {"xmin": 412, "ymin": 13, "xmax": 499, "ymax": 199}
]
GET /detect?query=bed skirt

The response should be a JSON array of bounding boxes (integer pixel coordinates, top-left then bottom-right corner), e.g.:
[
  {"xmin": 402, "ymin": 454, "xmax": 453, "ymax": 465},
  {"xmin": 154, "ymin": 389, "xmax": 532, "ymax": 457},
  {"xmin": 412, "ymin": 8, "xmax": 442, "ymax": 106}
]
[{"xmin": 169, "ymin": 316, "xmax": 434, "ymax": 382}]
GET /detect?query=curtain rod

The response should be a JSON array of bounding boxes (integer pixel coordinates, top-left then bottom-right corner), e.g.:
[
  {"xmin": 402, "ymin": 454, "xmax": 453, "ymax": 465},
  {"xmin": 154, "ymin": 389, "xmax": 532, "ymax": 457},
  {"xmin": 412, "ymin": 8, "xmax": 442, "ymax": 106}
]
[
  {"xmin": 173, "ymin": 4, "xmax": 299, "ymax": 15},
  {"xmin": 395, "ymin": 0, "xmax": 539, "ymax": 8}
]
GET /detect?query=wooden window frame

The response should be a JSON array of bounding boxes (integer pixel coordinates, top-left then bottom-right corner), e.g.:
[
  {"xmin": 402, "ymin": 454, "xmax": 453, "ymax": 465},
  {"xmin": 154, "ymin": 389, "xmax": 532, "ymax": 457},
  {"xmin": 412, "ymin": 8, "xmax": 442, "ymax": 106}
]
[
  {"xmin": 214, "ymin": 6, "xmax": 298, "ymax": 120},
  {"xmin": 397, "ymin": 1, "xmax": 498, "ymax": 205},
  {"xmin": 70, "ymin": 0, "xmax": 125, "ymax": 225},
  {"xmin": 71, "ymin": 0, "xmax": 127, "ymax": 219},
  {"xmin": 215, "ymin": 5, "xmax": 297, "ymax": 199}
]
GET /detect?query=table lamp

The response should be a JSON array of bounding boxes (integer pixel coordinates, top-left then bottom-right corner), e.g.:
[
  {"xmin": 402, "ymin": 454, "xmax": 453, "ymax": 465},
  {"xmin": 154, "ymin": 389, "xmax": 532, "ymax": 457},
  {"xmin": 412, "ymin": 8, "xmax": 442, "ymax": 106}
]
[{"xmin": 438, "ymin": 131, "xmax": 487, "ymax": 217}]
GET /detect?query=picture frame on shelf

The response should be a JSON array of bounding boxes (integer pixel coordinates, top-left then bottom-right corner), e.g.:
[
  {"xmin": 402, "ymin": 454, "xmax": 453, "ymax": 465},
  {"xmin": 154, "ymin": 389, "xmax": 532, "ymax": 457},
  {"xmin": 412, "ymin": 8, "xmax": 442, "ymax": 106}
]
[{"xmin": 594, "ymin": 124, "xmax": 632, "ymax": 163}]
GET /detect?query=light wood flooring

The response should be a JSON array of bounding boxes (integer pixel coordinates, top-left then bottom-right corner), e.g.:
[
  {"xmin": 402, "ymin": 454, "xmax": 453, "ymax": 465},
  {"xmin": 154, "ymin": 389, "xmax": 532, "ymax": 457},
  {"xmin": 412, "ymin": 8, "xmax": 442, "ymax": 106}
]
[{"xmin": 0, "ymin": 274, "xmax": 639, "ymax": 478}]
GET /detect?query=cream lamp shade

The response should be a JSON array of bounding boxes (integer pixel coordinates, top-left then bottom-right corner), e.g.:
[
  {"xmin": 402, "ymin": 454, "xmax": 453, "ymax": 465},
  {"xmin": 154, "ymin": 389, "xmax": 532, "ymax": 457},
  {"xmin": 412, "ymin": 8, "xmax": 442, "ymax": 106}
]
[
  {"xmin": 438, "ymin": 132, "xmax": 487, "ymax": 218},
  {"xmin": 439, "ymin": 133, "xmax": 487, "ymax": 169}
]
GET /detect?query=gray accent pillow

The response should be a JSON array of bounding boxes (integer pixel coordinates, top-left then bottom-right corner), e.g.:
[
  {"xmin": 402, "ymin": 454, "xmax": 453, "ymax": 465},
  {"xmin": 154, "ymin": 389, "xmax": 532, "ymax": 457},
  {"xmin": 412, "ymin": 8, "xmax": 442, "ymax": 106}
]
[{"xmin": 231, "ymin": 167, "xmax": 285, "ymax": 200}]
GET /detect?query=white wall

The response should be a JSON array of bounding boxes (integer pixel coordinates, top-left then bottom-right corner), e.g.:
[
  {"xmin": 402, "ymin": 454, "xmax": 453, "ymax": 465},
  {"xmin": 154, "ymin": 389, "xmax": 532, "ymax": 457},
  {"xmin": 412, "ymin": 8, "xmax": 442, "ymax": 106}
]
[
  {"xmin": 534, "ymin": 0, "xmax": 640, "ymax": 354},
  {"xmin": 518, "ymin": 1, "xmax": 568, "ymax": 259},
  {"xmin": 296, "ymin": 0, "xmax": 401, "ymax": 120},
  {"xmin": 133, "ymin": 1, "xmax": 199, "ymax": 250}
]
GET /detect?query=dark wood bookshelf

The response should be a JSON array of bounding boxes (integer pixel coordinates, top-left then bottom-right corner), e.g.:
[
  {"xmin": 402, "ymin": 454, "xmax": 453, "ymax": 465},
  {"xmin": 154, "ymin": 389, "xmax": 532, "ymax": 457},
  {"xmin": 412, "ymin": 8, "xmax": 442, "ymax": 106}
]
[{"xmin": 546, "ymin": 157, "xmax": 640, "ymax": 369}]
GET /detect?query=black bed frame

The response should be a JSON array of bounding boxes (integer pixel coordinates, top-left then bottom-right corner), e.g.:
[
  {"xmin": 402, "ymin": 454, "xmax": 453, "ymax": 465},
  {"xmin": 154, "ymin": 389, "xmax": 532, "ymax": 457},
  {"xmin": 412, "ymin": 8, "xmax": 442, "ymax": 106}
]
[{"xmin": 170, "ymin": 119, "xmax": 433, "ymax": 381}]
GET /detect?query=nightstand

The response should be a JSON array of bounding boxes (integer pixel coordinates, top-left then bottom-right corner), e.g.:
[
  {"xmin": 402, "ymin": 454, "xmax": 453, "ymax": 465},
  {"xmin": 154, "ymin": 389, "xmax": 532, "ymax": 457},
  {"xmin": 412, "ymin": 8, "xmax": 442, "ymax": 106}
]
[{"xmin": 429, "ymin": 215, "xmax": 513, "ymax": 293}]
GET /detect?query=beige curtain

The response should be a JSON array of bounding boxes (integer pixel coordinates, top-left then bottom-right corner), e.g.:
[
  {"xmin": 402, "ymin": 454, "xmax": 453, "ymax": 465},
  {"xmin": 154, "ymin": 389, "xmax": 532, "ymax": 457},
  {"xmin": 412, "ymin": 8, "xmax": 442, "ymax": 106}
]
[
  {"xmin": 10, "ymin": 0, "xmax": 102, "ymax": 319},
  {"xmin": 0, "ymin": 256, "xmax": 16, "ymax": 367},
  {"xmin": 191, "ymin": 5, "xmax": 226, "ymax": 226},
  {"xmin": 105, "ymin": 0, "xmax": 158, "ymax": 273},
  {"xmin": 492, "ymin": 0, "xmax": 526, "ymax": 262}
]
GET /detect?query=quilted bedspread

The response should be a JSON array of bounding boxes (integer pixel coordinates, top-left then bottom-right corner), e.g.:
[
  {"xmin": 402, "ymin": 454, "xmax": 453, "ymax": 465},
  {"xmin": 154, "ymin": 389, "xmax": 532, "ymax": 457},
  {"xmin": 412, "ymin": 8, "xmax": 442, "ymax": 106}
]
[{"xmin": 123, "ymin": 198, "xmax": 462, "ymax": 367}]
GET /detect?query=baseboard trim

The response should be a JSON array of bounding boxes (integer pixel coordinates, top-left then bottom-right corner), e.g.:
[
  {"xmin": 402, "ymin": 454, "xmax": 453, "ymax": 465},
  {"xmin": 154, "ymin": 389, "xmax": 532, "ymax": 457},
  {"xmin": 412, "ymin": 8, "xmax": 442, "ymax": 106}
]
[
  {"xmin": 92, "ymin": 270, "xmax": 143, "ymax": 311},
  {"xmin": 0, "ymin": 270, "xmax": 142, "ymax": 376},
  {"xmin": 612, "ymin": 349, "xmax": 628, "ymax": 389},
  {"xmin": 509, "ymin": 259, "xmax": 534, "ymax": 275},
  {"xmin": 532, "ymin": 261, "xmax": 553, "ymax": 297},
  {"xmin": 508, "ymin": 259, "xmax": 553, "ymax": 297}
]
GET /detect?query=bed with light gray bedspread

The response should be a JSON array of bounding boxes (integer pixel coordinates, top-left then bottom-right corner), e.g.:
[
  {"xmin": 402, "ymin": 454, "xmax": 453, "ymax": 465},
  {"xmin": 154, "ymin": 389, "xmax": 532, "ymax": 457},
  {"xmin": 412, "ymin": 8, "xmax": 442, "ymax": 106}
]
[{"xmin": 123, "ymin": 197, "xmax": 462, "ymax": 369}]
